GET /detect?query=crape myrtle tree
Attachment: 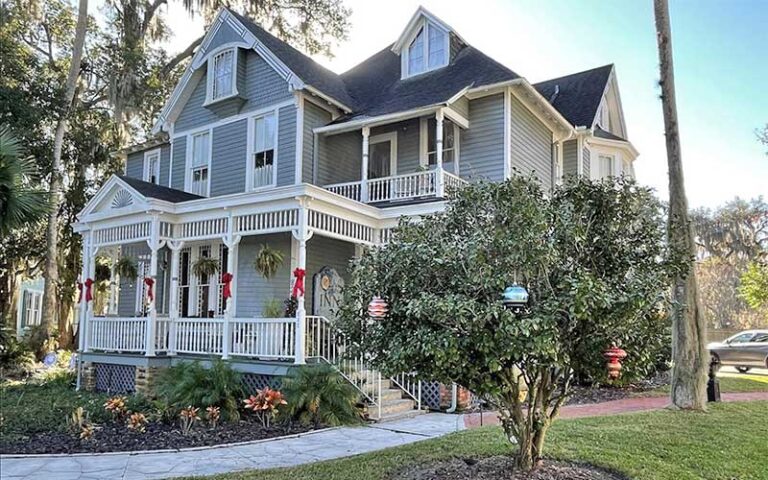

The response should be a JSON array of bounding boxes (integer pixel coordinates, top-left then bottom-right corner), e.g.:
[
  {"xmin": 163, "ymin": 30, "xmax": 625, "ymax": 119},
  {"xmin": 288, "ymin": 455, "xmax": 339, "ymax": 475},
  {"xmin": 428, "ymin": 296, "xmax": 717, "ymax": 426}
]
[{"xmin": 338, "ymin": 176, "xmax": 676, "ymax": 471}]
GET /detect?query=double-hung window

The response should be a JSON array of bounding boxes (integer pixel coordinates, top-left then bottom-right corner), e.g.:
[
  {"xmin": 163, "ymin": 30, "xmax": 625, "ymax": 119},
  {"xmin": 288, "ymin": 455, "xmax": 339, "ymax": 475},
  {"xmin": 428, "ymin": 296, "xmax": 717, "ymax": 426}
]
[
  {"xmin": 405, "ymin": 22, "xmax": 448, "ymax": 78},
  {"xmin": 425, "ymin": 118, "xmax": 458, "ymax": 166},
  {"xmin": 21, "ymin": 290, "xmax": 42, "ymax": 328},
  {"xmin": 208, "ymin": 49, "xmax": 235, "ymax": 102},
  {"xmin": 143, "ymin": 149, "xmax": 160, "ymax": 185},
  {"xmin": 252, "ymin": 113, "xmax": 276, "ymax": 189},
  {"xmin": 190, "ymin": 132, "xmax": 210, "ymax": 196},
  {"xmin": 599, "ymin": 154, "xmax": 615, "ymax": 178}
]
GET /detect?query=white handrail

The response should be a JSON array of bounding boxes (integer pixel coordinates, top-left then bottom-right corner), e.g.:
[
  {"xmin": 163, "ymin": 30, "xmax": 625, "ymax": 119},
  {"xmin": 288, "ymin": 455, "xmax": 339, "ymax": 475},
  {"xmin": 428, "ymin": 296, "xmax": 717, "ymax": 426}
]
[
  {"xmin": 324, "ymin": 170, "xmax": 467, "ymax": 204},
  {"xmin": 230, "ymin": 317, "xmax": 296, "ymax": 360},
  {"xmin": 89, "ymin": 317, "xmax": 146, "ymax": 353},
  {"xmin": 323, "ymin": 180, "xmax": 361, "ymax": 201}
]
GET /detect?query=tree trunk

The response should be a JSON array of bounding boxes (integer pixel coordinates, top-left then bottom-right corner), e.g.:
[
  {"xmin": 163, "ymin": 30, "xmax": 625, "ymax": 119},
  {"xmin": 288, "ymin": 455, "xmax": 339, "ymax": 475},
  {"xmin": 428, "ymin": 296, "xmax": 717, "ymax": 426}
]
[
  {"xmin": 38, "ymin": 0, "xmax": 89, "ymax": 353},
  {"xmin": 653, "ymin": 0, "xmax": 708, "ymax": 410}
]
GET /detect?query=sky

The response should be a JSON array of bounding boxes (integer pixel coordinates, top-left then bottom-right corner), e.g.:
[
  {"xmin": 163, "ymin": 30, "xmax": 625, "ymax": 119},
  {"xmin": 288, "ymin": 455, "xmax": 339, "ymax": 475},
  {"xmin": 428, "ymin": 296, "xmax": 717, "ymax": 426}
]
[{"xmin": 158, "ymin": 0, "xmax": 767, "ymax": 209}]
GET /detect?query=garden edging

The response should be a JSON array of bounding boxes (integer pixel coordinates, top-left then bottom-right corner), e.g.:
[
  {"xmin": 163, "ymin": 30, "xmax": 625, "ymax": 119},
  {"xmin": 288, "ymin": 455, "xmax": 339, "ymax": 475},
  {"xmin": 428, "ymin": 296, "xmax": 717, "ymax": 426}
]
[{"xmin": 0, "ymin": 425, "xmax": 340, "ymax": 459}]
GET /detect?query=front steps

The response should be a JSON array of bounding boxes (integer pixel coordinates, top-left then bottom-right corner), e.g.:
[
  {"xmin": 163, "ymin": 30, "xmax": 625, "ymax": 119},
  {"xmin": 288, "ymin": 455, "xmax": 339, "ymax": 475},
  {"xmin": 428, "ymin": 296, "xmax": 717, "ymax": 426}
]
[{"xmin": 366, "ymin": 377, "xmax": 423, "ymax": 422}]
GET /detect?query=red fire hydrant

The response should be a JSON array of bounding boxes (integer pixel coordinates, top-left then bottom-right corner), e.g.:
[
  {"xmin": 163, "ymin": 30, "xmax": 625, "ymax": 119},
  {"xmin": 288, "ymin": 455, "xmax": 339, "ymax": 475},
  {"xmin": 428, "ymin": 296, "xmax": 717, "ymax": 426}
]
[{"xmin": 603, "ymin": 344, "xmax": 627, "ymax": 380}]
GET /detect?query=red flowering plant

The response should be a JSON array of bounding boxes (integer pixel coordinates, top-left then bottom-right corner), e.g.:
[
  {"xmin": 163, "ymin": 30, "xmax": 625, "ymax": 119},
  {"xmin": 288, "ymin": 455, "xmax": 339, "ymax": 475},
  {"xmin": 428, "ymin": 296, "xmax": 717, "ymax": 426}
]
[
  {"xmin": 103, "ymin": 396, "xmax": 128, "ymax": 420},
  {"xmin": 243, "ymin": 387, "xmax": 287, "ymax": 427}
]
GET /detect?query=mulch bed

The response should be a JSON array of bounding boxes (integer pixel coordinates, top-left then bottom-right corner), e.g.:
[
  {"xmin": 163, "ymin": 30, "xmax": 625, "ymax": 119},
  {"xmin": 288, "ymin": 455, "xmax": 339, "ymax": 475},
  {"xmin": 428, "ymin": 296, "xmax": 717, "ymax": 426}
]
[
  {"xmin": 392, "ymin": 456, "xmax": 628, "ymax": 480},
  {"xmin": 565, "ymin": 373, "xmax": 669, "ymax": 406},
  {"xmin": 0, "ymin": 418, "xmax": 317, "ymax": 455}
]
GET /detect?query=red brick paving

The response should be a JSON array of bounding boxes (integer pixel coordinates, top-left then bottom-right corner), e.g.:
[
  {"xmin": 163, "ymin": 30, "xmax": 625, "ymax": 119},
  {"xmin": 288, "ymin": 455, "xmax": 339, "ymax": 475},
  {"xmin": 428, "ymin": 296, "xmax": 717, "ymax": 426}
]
[{"xmin": 463, "ymin": 391, "xmax": 768, "ymax": 428}]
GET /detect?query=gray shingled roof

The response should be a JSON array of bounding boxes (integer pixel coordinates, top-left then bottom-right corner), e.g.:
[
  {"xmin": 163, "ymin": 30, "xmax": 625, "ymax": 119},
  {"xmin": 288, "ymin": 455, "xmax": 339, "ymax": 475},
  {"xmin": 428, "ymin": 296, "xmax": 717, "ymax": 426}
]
[
  {"xmin": 533, "ymin": 65, "xmax": 613, "ymax": 128},
  {"xmin": 228, "ymin": 9, "xmax": 358, "ymax": 110},
  {"xmin": 593, "ymin": 126, "xmax": 627, "ymax": 142},
  {"xmin": 119, "ymin": 176, "xmax": 203, "ymax": 203}
]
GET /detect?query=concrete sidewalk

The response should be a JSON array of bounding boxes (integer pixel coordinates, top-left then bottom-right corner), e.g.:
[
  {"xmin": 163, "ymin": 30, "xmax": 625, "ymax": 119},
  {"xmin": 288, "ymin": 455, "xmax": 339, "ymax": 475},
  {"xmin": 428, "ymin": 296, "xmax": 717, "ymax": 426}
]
[{"xmin": 0, "ymin": 414, "xmax": 465, "ymax": 480}]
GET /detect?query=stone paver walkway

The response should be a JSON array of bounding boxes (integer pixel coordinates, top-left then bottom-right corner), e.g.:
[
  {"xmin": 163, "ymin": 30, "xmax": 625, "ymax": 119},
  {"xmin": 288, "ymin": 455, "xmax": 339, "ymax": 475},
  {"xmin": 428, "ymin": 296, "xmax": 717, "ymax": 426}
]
[
  {"xmin": 463, "ymin": 391, "xmax": 768, "ymax": 428},
  {"xmin": 0, "ymin": 413, "xmax": 464, "ymax": 480}
]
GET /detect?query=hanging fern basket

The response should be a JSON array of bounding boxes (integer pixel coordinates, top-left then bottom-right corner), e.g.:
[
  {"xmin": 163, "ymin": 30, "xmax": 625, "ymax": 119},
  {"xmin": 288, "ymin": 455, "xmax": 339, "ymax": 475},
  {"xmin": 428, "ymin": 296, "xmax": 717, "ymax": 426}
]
[
  {"xmin": 192, "ymin": 257, "xmax": 220, "ymax": 278},
  {"xmin": 254, "ymin": 244, "xmax": 284, "ymax": 279},
  {"xmin": 116, "ymin": 257, "xmax": 139, "ymax": 279}
]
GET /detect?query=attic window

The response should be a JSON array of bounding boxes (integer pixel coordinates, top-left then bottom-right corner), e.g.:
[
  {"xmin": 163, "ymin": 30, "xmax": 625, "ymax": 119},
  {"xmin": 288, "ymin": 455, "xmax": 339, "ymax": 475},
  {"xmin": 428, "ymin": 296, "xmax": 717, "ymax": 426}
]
[
  {"xmin": 403, "ymin": 21, "xmax": 449, "ymax": 78},
  {"xmin": 206, "ymin": 48, "xmax": 237, "ymax": 103}
]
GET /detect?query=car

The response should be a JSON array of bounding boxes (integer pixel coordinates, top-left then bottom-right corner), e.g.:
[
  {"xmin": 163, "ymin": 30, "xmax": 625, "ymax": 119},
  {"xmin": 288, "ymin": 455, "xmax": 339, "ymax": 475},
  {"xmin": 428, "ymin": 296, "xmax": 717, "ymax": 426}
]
[{"xmin": 708, "ymin": 329, "xmax": 768, "ymax": 373}]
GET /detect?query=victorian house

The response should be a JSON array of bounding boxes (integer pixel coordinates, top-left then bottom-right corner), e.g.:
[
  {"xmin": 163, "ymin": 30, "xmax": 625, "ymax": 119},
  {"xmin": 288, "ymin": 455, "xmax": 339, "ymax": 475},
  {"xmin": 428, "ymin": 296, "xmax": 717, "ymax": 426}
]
[{"xmin": 74, "ymin": 6, "xmax": 637, "ymax": 418}]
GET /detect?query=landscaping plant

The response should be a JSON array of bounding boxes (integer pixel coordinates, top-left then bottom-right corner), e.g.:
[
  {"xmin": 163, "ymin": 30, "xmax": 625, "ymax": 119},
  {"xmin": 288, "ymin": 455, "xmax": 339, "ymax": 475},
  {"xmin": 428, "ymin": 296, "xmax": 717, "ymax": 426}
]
[
  {"xmin": 254, "ymin": 244, "xmax": 284, "ymax": 279},
  {"xmin": 127, "ymin": 412, "xmax": 148, "ymax": 433},
  {"xmin": 116, "ymin": 256, "xmax": 139, "ymax": 280},
  {"xmin": 338, "ymin": 176, "xmax": 678, "ymax": 471},
  {"xmin": 155, "ymin": 360, "xmax": 243, "ymax": 421},
  {"xmin": 192, "ymin": 256, "xmax": 220, "ymax": 279},
  {"xmin": 243, "ymin": 387, "xmax": 287, "ymax": 427},
  {"xmin": 103, "ymin": 396, "xmax": 127, "ymax": 420},
  {"xmin": 206, "ymin": 405, "xmax": 221, "ymax": 429},
  {"xmin": 281, "ymin": 364, "xmax": 362, "ymax": 427},
  {"xmin": 179, "ymin": 406, "xmax": 199, "ymax": 435}
]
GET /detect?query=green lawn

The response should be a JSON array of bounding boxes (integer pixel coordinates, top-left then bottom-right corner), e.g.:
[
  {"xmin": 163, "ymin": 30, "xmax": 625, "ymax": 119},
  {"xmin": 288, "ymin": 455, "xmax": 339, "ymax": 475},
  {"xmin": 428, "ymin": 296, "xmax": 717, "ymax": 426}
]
[
  {"xmin": 189, "ymin": 401, "xmax": 768, "ymax": 480},
  {"xmin": 648, "ymin": 372, "xmax": 768, "ymax": 396}
]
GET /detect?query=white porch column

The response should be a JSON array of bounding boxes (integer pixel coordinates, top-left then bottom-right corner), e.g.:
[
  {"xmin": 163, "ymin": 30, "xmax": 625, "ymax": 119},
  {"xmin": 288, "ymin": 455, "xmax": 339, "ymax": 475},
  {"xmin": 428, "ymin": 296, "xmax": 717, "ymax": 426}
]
[
  {"xmin": 108, "ymin": 251, "xmax": 118, "ymax": 315},
  {"xmin": 78, "ymin": 232, "xmax": 92, "ymax": 354},
  {"xmin": 292, "ymin": 202, "xmax": 313, "ymax": 364},
  {"xmin": 360, "ymin": 126, "xmax": 370, "ymax": 203},
  {"xmin": 167, "ymin": 240, "xmax": 185, "ymax": 356},
  {"xmin": 435, "ymin": 109, "xmax": 445, "ymax": 197},
  {"xmin": 145, "ymin": 214, "xmax": 165, "ymax": 357},
  {"xmin": 221, "ymin": 212, "xmax": 241, "ymax": 360}
]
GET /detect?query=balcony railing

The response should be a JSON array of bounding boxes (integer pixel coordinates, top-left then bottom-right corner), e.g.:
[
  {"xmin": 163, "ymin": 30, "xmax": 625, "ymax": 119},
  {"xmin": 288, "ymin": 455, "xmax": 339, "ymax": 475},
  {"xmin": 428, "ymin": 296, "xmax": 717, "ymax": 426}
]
[{"xmin": 324, "ymin": 169, "xmax": 465, "ymax": 204}]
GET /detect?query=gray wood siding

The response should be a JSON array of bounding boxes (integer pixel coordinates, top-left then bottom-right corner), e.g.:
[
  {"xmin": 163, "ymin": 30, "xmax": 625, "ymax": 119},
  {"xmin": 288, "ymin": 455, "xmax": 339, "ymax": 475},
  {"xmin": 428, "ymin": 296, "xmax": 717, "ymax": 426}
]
[
  {"xmin": 125, "ymin": 144, "xmax": 171, "ymax": 186},
  {"xmin": 306, "ymin": 236, "xmax": 354, "ymax": 316},
  {"xmin": 371, "ymin": 118, "xmax": 421, "ymax": 175},
  {"xmin": 509, "ymin": 95, "xmax": 553, "ymax": 188},
  {"xmin": 175, "ymin": 50, "xmax": 292, "ymax": 133},
  {"xmin": 171, "ymin": 136, "xmax": 186, "ymax": 190},
  {"xmin": 303, "ymin": 102, "xmax": 332, "ymax": 184},
  {"xmin": 277, "ymin": 106, "xmax": 296, "ymax": 186},
  {"xmin": 211, "ymin": 119, "xmax": 248, "ymax": 196},
  {"xmin": 235, "ymin": 234, "xmax": 291, "ymax": 317},
  {"xmin": 317, "ymin": 131, "xmax": 361, "ymax": 185},
  {"xmin": 460, "ymin": 94, "xmax": 505, "ymax": 182},
  {"xmin": 563, "ymin": 139, "xmax": 578, "ymax": 177},
  {"xmin": 451, "ymin": 96, "xmax": 469, "ymax": 119}
]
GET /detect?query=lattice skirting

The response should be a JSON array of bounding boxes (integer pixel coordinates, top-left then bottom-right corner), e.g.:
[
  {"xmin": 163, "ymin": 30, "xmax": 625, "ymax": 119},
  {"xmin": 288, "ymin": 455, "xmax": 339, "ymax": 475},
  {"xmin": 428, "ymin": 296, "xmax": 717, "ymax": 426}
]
[
  {"xmin": 94, "ymin": 363, "xmax": 136, "ymax": 394},
  {"xmin": 422, "ymin": 381, "xmax": 442, "ymax": 410},
  {"xmin": 241, "ymin": 373, "xmax": 281, "ymax": 394}
]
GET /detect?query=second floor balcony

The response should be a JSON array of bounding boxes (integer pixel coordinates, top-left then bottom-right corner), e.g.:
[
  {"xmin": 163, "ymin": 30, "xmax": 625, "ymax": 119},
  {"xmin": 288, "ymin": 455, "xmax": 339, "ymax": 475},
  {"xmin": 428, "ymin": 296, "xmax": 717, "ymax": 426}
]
[{"xmin": 324, "ymin": 168, "xmax": 465, "ymax": 204}]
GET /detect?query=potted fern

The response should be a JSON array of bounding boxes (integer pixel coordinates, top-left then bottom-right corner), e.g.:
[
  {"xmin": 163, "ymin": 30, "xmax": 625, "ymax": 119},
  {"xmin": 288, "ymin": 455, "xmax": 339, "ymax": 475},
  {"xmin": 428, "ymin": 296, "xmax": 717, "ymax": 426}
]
[
  {"xmin": 192, "ymin": 257, "xmax": 220, "ymax": 279},
  {"xmin": 254, "ymin": 244, "xmax": 284, "ymax": 279}
]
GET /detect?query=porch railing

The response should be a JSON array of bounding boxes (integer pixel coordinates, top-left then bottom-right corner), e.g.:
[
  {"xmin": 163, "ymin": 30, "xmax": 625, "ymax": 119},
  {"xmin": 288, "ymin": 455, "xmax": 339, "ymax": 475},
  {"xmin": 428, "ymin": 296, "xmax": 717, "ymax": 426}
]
[
  {"xmin": 324, "ymin": 169, "xmax": 466, "ymax": 204},
  {"xmin": 89, "ymin": 316, "xmax": 297, "ymax": 361}
]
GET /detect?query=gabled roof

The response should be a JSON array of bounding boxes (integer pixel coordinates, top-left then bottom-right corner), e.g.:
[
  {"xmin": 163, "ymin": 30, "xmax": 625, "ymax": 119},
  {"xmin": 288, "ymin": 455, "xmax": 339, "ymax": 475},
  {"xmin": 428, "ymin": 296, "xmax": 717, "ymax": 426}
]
[
  {"xmin": 533, "ymin": 65, "xmax": 614, "ymax": 128},
  {"xmin": 117, "ymin": 176, "xmax": 202, "ymax": 203},
  {"xmin": 593, "ymin": 126, "xmax": 626, "ymax": 142},
  {"xmin": 227, "ymin": 9, "xmax": 357, "ymax": 110},
  {"xmin": 391, "ymin": 6, "xmax": 467, "ymax": 54},
  {"xmin": 336, "ymin": 45, "xmax": 519, "ymax": 122}
]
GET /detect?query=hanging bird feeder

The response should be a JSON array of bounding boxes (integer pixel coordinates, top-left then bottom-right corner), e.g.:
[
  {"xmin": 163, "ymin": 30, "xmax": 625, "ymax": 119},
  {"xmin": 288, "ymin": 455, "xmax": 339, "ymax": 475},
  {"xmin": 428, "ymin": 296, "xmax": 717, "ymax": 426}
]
[
  {"xmin": 502, "ymin": 284, "xmax": 529, "ymax": 311},
  {"xmin": 603, "ymin": 344, "xmax": 628, "ymax": 380},
  {"xmin": 368, "ymin": 296, "xmax": 389, "ymax": 319}
]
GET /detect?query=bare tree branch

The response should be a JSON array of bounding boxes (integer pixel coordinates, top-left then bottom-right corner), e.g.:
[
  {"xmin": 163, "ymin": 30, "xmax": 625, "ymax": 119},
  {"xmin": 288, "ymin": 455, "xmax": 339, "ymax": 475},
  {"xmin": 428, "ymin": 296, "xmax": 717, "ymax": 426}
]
[{"xmin": 160, "ymin": 35, "xmax": 203, "ymax": 78}]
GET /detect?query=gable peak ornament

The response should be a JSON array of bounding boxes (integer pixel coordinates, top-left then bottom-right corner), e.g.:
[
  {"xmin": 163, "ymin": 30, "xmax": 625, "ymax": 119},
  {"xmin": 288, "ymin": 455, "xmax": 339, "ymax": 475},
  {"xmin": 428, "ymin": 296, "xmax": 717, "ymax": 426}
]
[{"xmin": 111, "ymin": 189, "xmax": 134, "ymax": 209}]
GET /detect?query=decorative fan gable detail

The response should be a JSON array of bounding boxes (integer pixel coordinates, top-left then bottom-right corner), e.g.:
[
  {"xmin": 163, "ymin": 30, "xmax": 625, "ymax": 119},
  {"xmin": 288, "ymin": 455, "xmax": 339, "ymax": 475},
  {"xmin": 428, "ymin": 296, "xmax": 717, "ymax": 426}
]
[{"xmin": 111, "ymin": 189, "xmax": 134, "ymax": 209}]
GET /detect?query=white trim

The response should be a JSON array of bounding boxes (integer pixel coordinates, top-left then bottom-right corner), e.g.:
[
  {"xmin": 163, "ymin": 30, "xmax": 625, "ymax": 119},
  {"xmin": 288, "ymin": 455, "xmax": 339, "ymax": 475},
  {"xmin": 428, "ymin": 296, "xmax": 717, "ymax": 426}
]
[
  {"xmin": 315, "ymin": 105, "xmax": 441, "ymax": 135},
  {"xmin": 173, "ymin": 99, "xmax": 293, "ymax": 139},
  {"xmin": 503, "ymin": 87, "xmax": 511, "ymax": 179},
  {"xmin": 392, "ymin": 6, "xmax": 466, "ymax": 54},
  {"xmin": 576, "ymin": 134, "xmax": 584, "ymax": 177},
  {"xmin": 204, "ymin": 45, "xmax": 240, "ymax": 106},
  {"xmin": 294, "ymin": 93, "xmax": 305, "ymax": 184},
  {"xmin": 419, "ymin": 116, "xmax": 460, "ymax": 169},
  {"xmin": 186, "ymin": 129, "xmax": 213, "ymax": 197},
  {"xmin": 168, "ymin": 124, "xmax": 175, "ymax": 188},
  {"xmin": 143, "ymin": 148, "xmax": 162, "ymax": 185},
  {"xmin": 368, "ymin": 132, "xmax": 398, "ymax": 177},
  {"xmin": 245, "ymin": 107, "xmax": 280, "ymax": 192},
  {"xmin": 399, "ymin": 18, "xmax": 450, "ymax": 80}
]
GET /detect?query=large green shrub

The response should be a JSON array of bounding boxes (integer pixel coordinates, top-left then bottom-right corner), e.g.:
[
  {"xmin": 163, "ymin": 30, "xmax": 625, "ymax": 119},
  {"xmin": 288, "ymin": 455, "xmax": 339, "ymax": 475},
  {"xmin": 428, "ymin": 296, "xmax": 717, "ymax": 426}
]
[
  {"xmin": 281, "ymin": 364, "xmax": 361, "ymax": 427},
  {"xmin": 0, "ymin": 328, "xmax": 35, "ymax": 378},
  {"xmin": 155, "ymin": 360, "xmax": 243, "ymax": 421},
  {"xmin": 338, "ymin": 175, "xmax": 678, "ymax": 470}
]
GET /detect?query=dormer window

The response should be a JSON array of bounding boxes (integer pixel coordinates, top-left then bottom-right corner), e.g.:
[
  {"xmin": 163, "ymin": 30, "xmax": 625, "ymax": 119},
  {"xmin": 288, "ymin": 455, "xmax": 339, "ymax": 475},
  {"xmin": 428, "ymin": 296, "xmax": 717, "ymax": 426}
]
[
  {"xmin": 402, "ymin": 21, "xmax": 449, "ymax": 78},
  {"xmin": 206, "ymin": 48, "xmax": 237, "ymax": 103}
]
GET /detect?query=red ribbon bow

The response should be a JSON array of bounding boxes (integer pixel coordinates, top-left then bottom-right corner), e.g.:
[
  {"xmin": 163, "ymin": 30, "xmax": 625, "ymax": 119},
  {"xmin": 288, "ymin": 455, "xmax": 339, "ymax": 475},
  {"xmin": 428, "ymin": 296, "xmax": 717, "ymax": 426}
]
[
  {"xmin": 222, "ymin": 272, "xmax": 233, "ymax": 299},
  {"xmin": 77, "ymin": 281, "xmax": 83, "ymax": 304},
  {"xmin": 292, "ymin": 268, "xmax": 306, "ymax": 298},
  {"xmin": 144, "ymin": 277, "xmax": 155, "ymax": 302},
  {"xmin": 84, "ymin": 278, "xmax": 94, "ymax": 303}
]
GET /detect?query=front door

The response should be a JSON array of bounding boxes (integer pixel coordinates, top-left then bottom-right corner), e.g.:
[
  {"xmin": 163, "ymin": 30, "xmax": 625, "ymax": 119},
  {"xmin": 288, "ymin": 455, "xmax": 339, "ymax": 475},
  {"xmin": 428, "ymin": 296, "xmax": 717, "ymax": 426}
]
[{"xmin": 368, "ymin": 133, "xmax": 396, "ymax": 179}]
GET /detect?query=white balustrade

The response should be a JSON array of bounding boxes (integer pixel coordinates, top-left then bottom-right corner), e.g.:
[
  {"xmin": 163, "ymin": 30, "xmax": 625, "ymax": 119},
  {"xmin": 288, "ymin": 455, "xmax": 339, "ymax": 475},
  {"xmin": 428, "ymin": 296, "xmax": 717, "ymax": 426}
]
[
  {"xmin": 443, "ymin": 171, "xmax": 465, "ymax": 195},
  {"xmin": 89, "ymin": 317, "xmax": 147, "ymax": 353},
  {"xmin": 174, "ymin": 318, "xmax": 225, "ymax": 355},
  {"xmin": 230, "ymin": 318, "xmax": 296, "ymax": 359},
  {"xmin": 177, "ymin": 217, "xmax": 228, "ymax": 240},
  {"xmin": 307, "ymin": 210, "xmax": 375, "ymax": 244},
  {"xmin": 94, "ymin": 222, "xmax": 151, "ymax": 245},
  {"xmin": 235, "ymin": 209, "xmax": 298, "ymax": 234},
  {"xmin": 324, "ymin": 181, "xmax": 362, "ymax": 201},
  {"xmin": 155, "ymin": 317, "xmax": 172, "ymax": 353},
  {"xmin": 252, "ymin": 164, "xmax": 275, "ymax": 189}
]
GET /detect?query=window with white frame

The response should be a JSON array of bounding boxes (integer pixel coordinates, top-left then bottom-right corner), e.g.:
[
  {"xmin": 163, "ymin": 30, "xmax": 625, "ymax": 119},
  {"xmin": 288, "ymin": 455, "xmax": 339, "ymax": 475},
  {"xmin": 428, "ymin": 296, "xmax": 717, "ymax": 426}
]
[
  {"xmin": 424, "ymin": 118, "xmax": 458, "ymax": 166},
  {"xmin": 20, "ymin": 290, "xmax": 42, "ymax": 328},
  {"xmin": 143, "ymin": 149, "xmax": 160, "ymax": 185},
  {"xmin": 599, "ymin": 154, "xmax": 615, "ymax": 178},
  {"xmin": 208, "ymin": 48, "xmax": 236, "ymax": 102},
  {"xmin": 404, "ymin": 22, "xmax": 448, "ymax": 78},
  {"xmin": 251, "ymin": 112, "xmax": 277, "ymax": 189},
  {"xmin": 190, "ymin": 131, "xmax": 210, "ymax": 196}
]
